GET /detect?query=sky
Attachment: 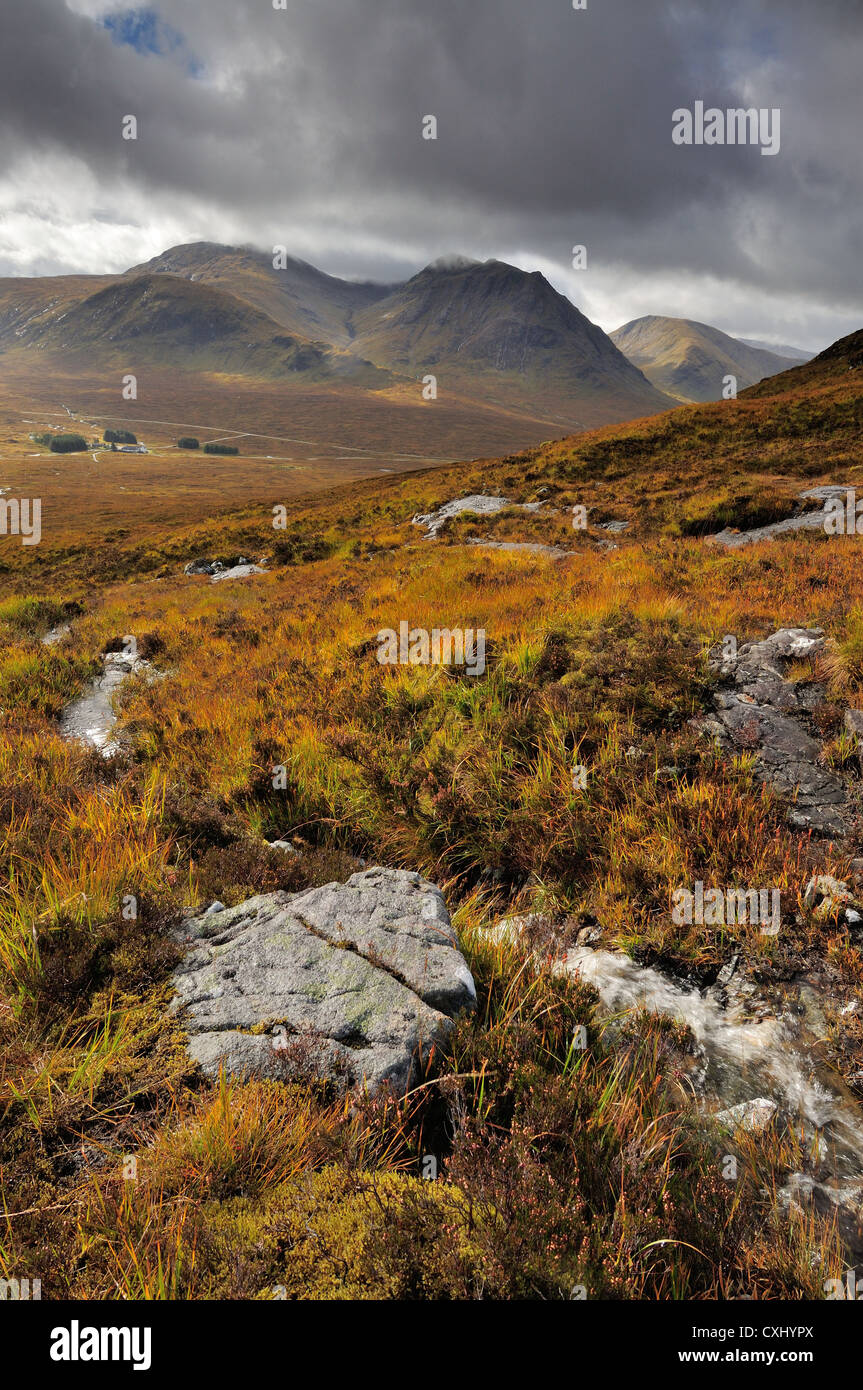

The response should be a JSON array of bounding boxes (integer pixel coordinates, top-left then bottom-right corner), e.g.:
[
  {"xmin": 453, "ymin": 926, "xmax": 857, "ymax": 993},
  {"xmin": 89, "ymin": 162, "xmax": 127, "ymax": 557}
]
[{"xmin": 1, "ymin": 0, "xmax": 861, "ymax": 351}]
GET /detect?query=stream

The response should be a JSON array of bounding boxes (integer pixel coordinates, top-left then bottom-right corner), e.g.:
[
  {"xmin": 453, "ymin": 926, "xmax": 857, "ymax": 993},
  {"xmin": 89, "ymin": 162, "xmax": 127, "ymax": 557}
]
[
  {"xmin": 43, "ymin": 626, "xmax": 142, "ymax": 755},
  {"xmin": 563, "ymin": 946, "xmax": 863, "ymax": 1253}
]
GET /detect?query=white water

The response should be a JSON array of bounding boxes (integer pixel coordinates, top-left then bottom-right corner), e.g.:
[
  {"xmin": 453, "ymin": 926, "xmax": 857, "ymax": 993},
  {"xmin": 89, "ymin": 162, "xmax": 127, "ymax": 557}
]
[{"xmin": 563, "ymin": 947, "xmax": 863, "ymax": 1188}]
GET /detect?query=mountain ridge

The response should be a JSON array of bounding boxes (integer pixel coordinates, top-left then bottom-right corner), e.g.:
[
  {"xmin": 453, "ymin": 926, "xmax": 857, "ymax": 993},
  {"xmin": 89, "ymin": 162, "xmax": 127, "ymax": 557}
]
[
  {"xmin": 611, "ymin": 314, "xmax": 810, "ymax": 404},
  {"xmin": 0, "ymin": 243, "xmax": 678, "ymax": 430}
]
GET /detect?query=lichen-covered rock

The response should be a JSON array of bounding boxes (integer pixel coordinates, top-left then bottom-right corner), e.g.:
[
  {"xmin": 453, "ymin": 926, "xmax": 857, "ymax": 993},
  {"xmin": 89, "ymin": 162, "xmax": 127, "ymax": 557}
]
[
  {"xmin": 844, "ymin": 709, "xmax": 863, "ymax": 739},
  {"xmin": 803, "ymin": 874, "xmax": 853, "ymax": 920},
  {"xmin": 171, "ymin": 867, "xmax": 476, "ymax": 1095}
]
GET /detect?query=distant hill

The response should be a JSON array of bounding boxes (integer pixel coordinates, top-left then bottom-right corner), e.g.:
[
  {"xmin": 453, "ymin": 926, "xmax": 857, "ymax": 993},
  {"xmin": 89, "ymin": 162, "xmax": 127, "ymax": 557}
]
[
  {"xmin": 611, "ymin": 315, "xmax": 808, "ymax": 403},
  {"xmin": 0, "ymin": 269, "xmax": 389, "ymax": 384},
  {"xmin": 737, "ymin": 337, "xmax": 814, "ymax": 362}
]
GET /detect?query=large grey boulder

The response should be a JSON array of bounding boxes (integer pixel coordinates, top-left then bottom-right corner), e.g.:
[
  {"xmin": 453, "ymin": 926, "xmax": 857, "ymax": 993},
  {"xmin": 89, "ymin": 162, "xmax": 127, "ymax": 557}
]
[
  {"xmin": 171, "ymin": 867, "xmax": 476, "ymax": 1095},
  {"xmin": 694, "ymin": 629, "xmax": 847, "ymax": 836}
]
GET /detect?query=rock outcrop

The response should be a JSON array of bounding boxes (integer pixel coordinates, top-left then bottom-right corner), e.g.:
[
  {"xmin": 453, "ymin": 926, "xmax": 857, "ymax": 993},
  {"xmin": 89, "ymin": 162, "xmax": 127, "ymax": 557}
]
[
  {"xmin": 708, "ymin": 484, "xmax": 853, "ymax": 549},
  {"xmin": 171, "ymin": 867, "xmax": 476, "ymax": 1095},
  {"xmin": 693, "ymin": 628, "xmax": 847, "ymax": 836},
  {"xmin": 184, "ymin": 556, "xmax": 266, "ymax": 581},
  {"xmin": 412, "ymin": 495, "xmax": 544, "ymax": 539}
]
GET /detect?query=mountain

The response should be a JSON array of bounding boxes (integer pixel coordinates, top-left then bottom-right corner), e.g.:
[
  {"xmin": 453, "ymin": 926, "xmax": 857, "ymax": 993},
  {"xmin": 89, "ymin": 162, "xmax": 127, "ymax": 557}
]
[
  {"xmin": 610, "ymin": 315, "xmax": 808, "ymax": 403},
  {"xmin": 0, "ymin": 244, "xmax": 677, "ymax": 445},
  {"xmin": 737, "ymin": 337, "xmax": 814, "ymax": 362},
  {"xmin": 0, "ymin": 269, "xmax": 388, "ymax": 383},
  {"xmin": 743, "ymin": 325, "xmax": 863, "ymax": 398},
  {"xmin": 348, "ymin": 257, "xmax": 674, "ymax": 426},
  {"xmin": 125, "ymin": 242, "xmax": 391, "ymax": 347},
  {"xmin": 122, "ymin": 245, "xmax": 674, "ymax": 426}
]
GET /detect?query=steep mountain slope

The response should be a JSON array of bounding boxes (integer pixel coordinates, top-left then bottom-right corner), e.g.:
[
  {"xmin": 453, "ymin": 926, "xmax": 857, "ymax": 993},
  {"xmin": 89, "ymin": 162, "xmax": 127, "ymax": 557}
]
[
  {"xmin": 0, "ymin": 245, "xmax": 677, "ymax": 431},
  {"xmin": 611, "ymin": 315, "xmax": 807, "ymax": 403},
  {"xmin": 125, "ymin": 242, "xmax": 391, "ymax": 347},
  {"xmin": 350, "ymin": 257, "xmax": 674, "ymax": 427}
]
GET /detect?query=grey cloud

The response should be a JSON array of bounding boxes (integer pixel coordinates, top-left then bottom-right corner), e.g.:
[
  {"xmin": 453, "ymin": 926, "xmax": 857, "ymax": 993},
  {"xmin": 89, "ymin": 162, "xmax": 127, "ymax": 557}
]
[{"xmin": 0, "ymin": 0, "xmax": 860, "ymax": 347}]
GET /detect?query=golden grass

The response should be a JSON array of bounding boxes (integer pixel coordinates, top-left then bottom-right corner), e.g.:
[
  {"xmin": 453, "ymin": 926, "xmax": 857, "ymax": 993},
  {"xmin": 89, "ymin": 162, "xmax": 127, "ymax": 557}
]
[{"xmin": 1, "ymin": 361, "xmax": 862, "ymax": 1298}]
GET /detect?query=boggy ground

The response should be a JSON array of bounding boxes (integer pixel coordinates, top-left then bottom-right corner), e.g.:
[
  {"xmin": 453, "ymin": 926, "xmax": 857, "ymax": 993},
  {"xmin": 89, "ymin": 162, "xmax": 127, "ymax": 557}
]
[{"xmin": 2, "ymin": 353, "xmax": 863, "ymax": 1299}]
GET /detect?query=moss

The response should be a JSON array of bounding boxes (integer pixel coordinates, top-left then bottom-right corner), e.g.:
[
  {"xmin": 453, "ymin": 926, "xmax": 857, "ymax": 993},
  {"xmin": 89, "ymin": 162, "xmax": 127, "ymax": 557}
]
[{"xmin": 199, "ymin": 1167, "xmax": 484, "ymax": 1300}]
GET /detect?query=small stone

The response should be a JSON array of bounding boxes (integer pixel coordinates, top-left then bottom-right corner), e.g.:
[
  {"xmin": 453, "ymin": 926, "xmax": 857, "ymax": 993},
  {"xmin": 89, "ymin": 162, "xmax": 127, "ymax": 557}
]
[
  {"xmin": 844, "ymin": 709, "xmax": 863, "ymax": 739},
  {"xmin": 803, "ymin": 875, "xmax": 851, "ymax": 917},
  {"xmin": 715, "ymin": 1098, "xmax": 778, "ymax": 1133},
  {"xmin": 716, "ymin": 954, "xmax": 739, "ymax": 987},
  {"xmin": 576, "ymin": 925, "xmax": 602, "ymax": 946}
]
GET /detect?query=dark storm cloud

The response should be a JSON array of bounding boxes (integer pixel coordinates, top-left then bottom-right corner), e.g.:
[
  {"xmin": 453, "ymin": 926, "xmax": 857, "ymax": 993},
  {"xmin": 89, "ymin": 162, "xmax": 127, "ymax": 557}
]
[{"xmin": 1, "ymin": 0, "xmax": 861, "ymax": 346}]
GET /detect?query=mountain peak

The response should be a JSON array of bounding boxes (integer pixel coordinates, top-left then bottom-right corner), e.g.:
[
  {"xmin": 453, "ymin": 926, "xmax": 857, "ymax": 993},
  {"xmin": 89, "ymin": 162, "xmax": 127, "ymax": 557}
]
[{"xmin": 424, "ymin": 254, "xmax": 483, "ymax": 273}]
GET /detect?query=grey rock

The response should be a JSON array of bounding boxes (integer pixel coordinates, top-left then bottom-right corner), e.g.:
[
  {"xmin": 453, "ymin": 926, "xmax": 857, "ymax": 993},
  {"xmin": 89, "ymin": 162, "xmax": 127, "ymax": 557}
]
[
  {"xmin": 184, "ymin": 558, "xmax": 222, "ymax": 576},
  {"xmin": 41, "ymin": 622, "xmax": 72, "ymax": 647},
  {"xmin": 576, "ymin": 924, "xmax": 602, "ymax": 946},
  {"xmin": 709, "ymin": 510, "xmax": 826, "ymax": 549},
  {"xmin": 412, "ymin": 495, "xmax": 546, "ymax": 539},
  {"xmin": 798, "ymin": 485, "xmax": 856, "ymax": 503},
  {"xmin": 171, "ymin": 867, "xmax": 476, "ymax": 1095},
  {"xmin": 696, "ymin": 629, "xmax": 846, "ymax": 836},
  {"xmin": 210, "ymin": 563, "xmax": 266, "ymax": 583},
  {"xmin": 268, "ymin": 839, "xmax": 298, "ymax": 855},
  {"xmin": 715, "ymin": 1098, "xmax": 778, "ymax": 1133},
  {"xmin": 844, "ymin": 709, "xmax": 863, "ymax": 739},
  {"xmin": 716, "ymin": 954, "xmax": 739, "ymax": 987},
  {"xmin": 465, "ymin": 538, "xmax": 571, "ymax": 558},
  {"xmin": 203, "ymin": 900, "xmax": 227, "ymax": 916},
  {"xmin": 803, "ymin": 874, "xmax": 848, "ymax": 908},
  {"xmin": 184, "ymin": 557, "xmax": 266, "ymax": 582},
  {"xmin": 803, "ymin": 874, "xmax": 852, "ymax": 919},
  {"xmin": 709, "ymin": 487, "xmax": 856, "ymax": 549}
]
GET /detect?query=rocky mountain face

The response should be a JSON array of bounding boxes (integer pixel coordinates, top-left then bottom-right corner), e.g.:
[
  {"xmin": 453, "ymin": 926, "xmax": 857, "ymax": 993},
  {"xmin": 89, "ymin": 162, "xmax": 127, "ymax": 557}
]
[
  {"xmin": 126, "ymin": 241, "xmax": 391, "ymax": 347},
  {"xmin": 349, "ymin": 257, "xmax": 672, "ymax": 422}
]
